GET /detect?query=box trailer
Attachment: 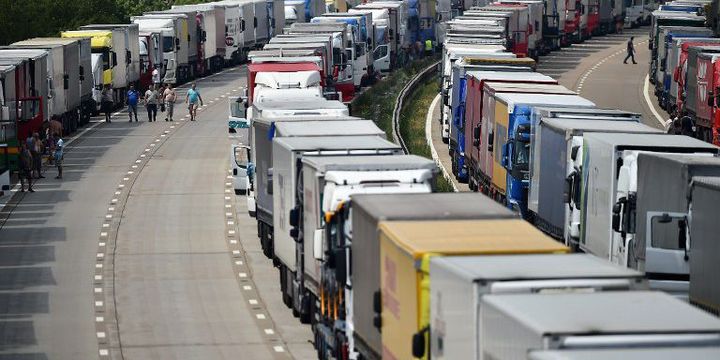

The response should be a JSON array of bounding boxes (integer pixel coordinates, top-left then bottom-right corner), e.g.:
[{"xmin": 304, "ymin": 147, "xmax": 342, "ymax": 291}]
[
  {"xmin": 378, "ymin": 219, "xmax": 568, "ymax": 360},
  {"xmin": 131, "ymin": 15, "xmax": 191, "ymax": 84},
  {"xmin": 0, "ymin": 49, "xmax": 50, "ymax": 122},
  {"xmin": 79, "ymin": 24, "xmax": 141, "ymax": 87},
  {"xmin": 144, "ymin": 10, "xmax": 200, "ymax": 79},
  {"xmin": 300, "ymin": 155, "xmax": 437, "ymax": 359},
  {"xmin": 170, "ymin": 4, "xmax": 227, "ymax": 74},
  {"xmin": 579, "ymin": 133, "xmax": 718, "ymax": 292},
  {"xmin": 272, "ymin": 136, "xmax": 402, "ymax": 324},
  {"xmin": 527, "ymin": 115, "xmax": 658, "ymax": 241},
  {"xmin": 481, "ymin": 291, "xmax": 720, "ymax": 360},
  {"xmin": 689, "ymin": 176, "xmax": 720, "ymax": 315},
  {"xmin": 0, "ymin": 58, "xmax": 44, "ymax": 152},
  {"xmin": 430, "ymin": 253, "xmax": 646, "ymax": 360},
  {"xmin": 350, "ymin": 193, "xmax": 519, "ymax": 360},
  {"xmin": 530, "ymin": 346, "xmax": 720, "ymax": 360}
]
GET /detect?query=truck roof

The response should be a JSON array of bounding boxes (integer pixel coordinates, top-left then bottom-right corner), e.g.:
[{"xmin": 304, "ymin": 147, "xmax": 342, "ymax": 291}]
[
  {"xmin": 541, "ymin": 118, "xmax": 660, "ymax": 135},
  {"xmin": 352, "ymin": 193, "xmax": 517, "ymax": 220},
  {"xmin": 583, "ymin": 132, "xmax": 719, "ymax": 151},
  {"xmin": 0, "ymin": 48, "xmax": 48, "ymax": 59},
  {"xmin": 431, "ymin": 253, "xmax": 643, "ymax": 282},
  {"xmin": 12, "ymin": 37, "xmax": 79, "ymax": 47},
  {"xmin": 254, "ymin": 70, "xmax": 321, "ymax": 89},
  {"xmin": 639, "ymin": 153, "xmax": 720, "ymax": 171},
  {"xmin": 302, "ymin": 154, "xmax": 435, "ymax": 172},
  {"xmin": 254, "ymin": 99, "xmax": 347, "ymax": 111},
  {"xmin": 275, "ymin": 120, "xmax": 383, "ymax": 137},
  {"xmin": 61, "ymin": 31, "xmax": 113, "ymax": 48},
  {"xmin": 496, "ymin": 93, "xmax": 595, "ymax": 111},
  {"xmin": 692, "ymin": 175, "xmax": 720, "ymax": 191},
  {"xmin": 467, "ymin": 70, "xmax": 555, "ymax": 83},
  {"xmin": 248, "ymin": 62, "xmax": 320, "ymax": 73},
  {"xmin": 483, "ymin": 291, "xmax": 720, "ymax": 334},
  {"xmin": 458, "ymin": 56, "xmax": 536, "ymax": 68},
  {"xmin": 533, "ymin": 107, "xmax": 641, "ymax": 118},
  {"xmin": 484, "ymin": 82, "xmax": 575, "ymax": 95},
  {"xmin": 529, "ymin": 347, "xmax": 720, "ymax": 360},
  {"xmin": 378, "ymin": 219, "xmax": 567, "ymax": 258},
  {"xmin": 273, "ymin": 135, "xmax": 400, "ymax": 152}
]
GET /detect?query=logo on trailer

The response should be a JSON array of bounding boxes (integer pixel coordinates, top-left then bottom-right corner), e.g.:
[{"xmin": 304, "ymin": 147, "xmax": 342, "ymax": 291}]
[{"xmin": 699, "ymin": 61, "xmax": 708, "ymax": 104}]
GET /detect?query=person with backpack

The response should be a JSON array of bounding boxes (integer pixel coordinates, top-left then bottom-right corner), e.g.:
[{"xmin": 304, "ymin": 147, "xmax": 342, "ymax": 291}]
[{"xmin": 127, "ymin": 84, "xmax": 140, "ymax": 122}]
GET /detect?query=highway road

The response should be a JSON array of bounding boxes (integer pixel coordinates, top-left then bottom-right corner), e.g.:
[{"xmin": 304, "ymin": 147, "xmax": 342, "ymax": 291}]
[
  {"xmin": 430, "ymin": 27, "xmax": 665, "ymax": 190},
  {"xmin": 0, "ymin": 65, "xmax": 314, "ymax": 359}
]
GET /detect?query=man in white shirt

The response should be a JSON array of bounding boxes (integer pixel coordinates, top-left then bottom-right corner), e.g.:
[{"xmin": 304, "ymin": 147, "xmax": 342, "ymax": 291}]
[{"xmin": 152, "ymin": 66, "xmax": 161, "ymax": 87}]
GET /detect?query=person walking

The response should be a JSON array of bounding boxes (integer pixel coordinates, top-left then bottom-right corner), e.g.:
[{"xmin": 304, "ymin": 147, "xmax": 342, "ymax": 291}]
[
  {"xmin": 144, "ymin": 85, "xmax": 159, "ymax": 122},
  {"xmin": 31, "ymin": 133, "xmax": 44, "ymax": 179},
  {"xmin": 18, "ymin": 142, "xmax": 34, "ymax": 192},
  {"xmin": 163, "ymin": 83, "xmax": 177, "ymax": 121},
  {"xmin": 152, "ymin": 65, "xmax": 161, "ymax": 88},
  {"xmin": 127, "ymin": 84, "xmax": 140, "ymax": 122},
  {"xmin": 101, "ymin": 85, "xmax": 114, "ymax": 123},
  {"xmin": 54, "ymin": 133, "xmax": 64, "ymax": 180},
  {"xmin": 186, "ymin": 83, "xmax": 203, "ymax": 121},
  {"xmin": 624, "ymin": 36, "xmax": 637, "ymax": 64}
]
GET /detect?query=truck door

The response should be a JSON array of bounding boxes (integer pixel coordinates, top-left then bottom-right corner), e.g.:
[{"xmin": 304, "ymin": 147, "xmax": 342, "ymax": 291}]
[{"xmin": 373, "ymin": 44, "xmax": 391, "ymax": 73}]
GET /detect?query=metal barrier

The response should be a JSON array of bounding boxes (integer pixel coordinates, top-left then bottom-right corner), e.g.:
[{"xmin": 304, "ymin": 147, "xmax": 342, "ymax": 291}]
[{"xmin": 392, "ymin": 60, "xmax": 440, "ymax": 154}]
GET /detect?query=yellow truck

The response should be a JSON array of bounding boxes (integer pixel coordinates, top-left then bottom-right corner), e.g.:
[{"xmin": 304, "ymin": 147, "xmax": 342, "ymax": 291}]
[{"xmin": 378, "ymin": 219, "xmax": 569, "ymax": 360}]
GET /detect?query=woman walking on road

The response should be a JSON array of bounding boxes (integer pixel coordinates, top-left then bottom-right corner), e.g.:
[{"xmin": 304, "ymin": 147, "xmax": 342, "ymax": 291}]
[
  {"xmin": 186, "ymin": 83, "xmax": 203, "ymax": 121},
  {"xmin": 144, "ymin": 85, "xmax": 159, "ymax": 122},
  {"xmin": 163, "ymin": 84, "xmax": 177, "ymax": 121}
]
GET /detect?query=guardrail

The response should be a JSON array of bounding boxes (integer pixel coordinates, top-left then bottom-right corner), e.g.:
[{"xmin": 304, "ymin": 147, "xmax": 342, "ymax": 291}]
[{"xmin": 392, "ymin": 60, "xmax": 441, "ymax": 154}]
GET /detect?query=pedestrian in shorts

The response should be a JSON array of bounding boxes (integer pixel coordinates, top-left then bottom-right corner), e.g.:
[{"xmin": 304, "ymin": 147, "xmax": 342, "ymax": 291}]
[
  {"xmin": 18, "ymin": 142, "xmax": 34, "ymax": 192},
  {"xmin": 163, "ymin": 83, "xmax": 177, "ymax": 121},
  {"xmin": 185, "ymin": 83, "xmax": 204, "ymax": 121}
]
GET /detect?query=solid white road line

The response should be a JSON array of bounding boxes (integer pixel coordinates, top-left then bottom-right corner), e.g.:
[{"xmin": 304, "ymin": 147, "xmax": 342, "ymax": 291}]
[
  {"xmin": 643, "ymin": 74, "xmax": 670, "ymax": 129},
  {"xmin": 425, "ymin": 94, "xmax": 458, "ymax": 192}
]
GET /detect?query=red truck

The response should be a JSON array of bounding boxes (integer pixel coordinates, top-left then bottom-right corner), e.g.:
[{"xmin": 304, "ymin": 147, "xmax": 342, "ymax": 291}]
[
  {"xmin": 687, "ymin": 51, "xmax": 720, "ymax": 145},
  {"xmin": 674, "ymin": 43, "xmax": 720, "ymax": 115}
]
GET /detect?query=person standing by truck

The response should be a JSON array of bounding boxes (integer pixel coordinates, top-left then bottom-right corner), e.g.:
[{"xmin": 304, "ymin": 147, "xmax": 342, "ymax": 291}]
[
  {"xmin": 186, "ymin": 83, "xmax": 203, "ymax": 121},
  {"xmin": 127, "ymin": 84, "xmax": 140, "ymax": 122},
  {"xmin": 18, "ymin": 142, "xmax": 34, "ymax": 193},
  {"xmin": 163, "ymin": 84, "xmax": 177, "ymax": 122},
  {"xmin": 144, "ymin": 85, "xmax": 159, "ymax": 122},
  {"xmin": 101, "ymin": 85, "xmax": 114, "ymax": 123},
  {"xmin": 54, "ymin": 133, "xmax": 64, "ymax": 180},
  {"xmin": 624, "ymin": 36, "xmax": 637, "ymax": 64}
]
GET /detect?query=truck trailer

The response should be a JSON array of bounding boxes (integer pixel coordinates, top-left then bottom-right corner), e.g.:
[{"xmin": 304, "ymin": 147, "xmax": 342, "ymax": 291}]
[{"xmin": 689, "ymin": 176, "xmax": 720, "ymax": 315}]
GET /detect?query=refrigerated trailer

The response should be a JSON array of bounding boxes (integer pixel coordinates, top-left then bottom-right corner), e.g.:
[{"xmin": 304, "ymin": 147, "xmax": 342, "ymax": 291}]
[
  {"xmin": 430, "ymin": 254, "xmax": 646, "ymax": 360},
  {"xmin": 481, "ymin": 291, "xmax": 720, "ymax": 360},
  {"xmin": 689, "ymin": 176, "xmax": 720, "ymax": 315},
  {"xmin": 271, "ymin": 136, "xmax": 403, "ymax": 325},
  {"xmin": 170, "ymin": 4, "xmax": 227, "ymax": 74},
  {"xmin": 350, "ymin": 193, "xmax": 519, "ymax": 360}
]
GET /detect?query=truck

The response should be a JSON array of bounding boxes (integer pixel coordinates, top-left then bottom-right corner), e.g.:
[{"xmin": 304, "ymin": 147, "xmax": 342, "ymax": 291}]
[
  {"xmin": 145, "ymin": 10, "xmax": 201, "ymax": 80},
  {"xmin": 496, "ymin": 0, "xmax": 546, "ymax": 56},
  {"xmin": 676, "ymin": 44, "xmax": 720, "ymax": 120},
  {"xmin": 266, "ymin": 0, "xmax": 286, "ymax": 37},
  {"xmin": 446, "ymin": 59, "xmax": 538, "ymax": 182},
  {"xmin": 271, "ymin": 136, "xmax": 403, "ymax": 323},
  {"xmin": 245, "ymin": 61, "xmax": 323, "ymax": 106},
  {"xmin": 312, "ymin": 13, "xmax": 375, "ymax": 86},
  {"xmin": 131, "ymin": 15, "xmax": 191, "ymax": 84},
  {"xmin": 527, "ymin": 115, "xmax": 659, "ymax": 242},
  {"xmin": 349, "ymin": 193, "xmax": 519, "ymax": 360},
  {"xmin": 666, "ymin": 38, "xmax": 720, "ymax": 113},
  {"xmin": 353, "ymin": 2, "xmax": 408, "ymax": 69},
  {"xmin": 473, "ymin": 91, "xmax": 596, "ymax": 215},
  {"xmin": 481, "ymin": 291, "xmax": 720, "ymax": 360},
  {"xmin": 612, "ymin": 153, "xmax": 720, "ymax": 299},
  {"xmin": 210, "ymin": 1, "xmax": 251, "ymax": 64},
  {"xmin": 652, "ymin": 26, "xmax": 713, "ymax": 95},
  {"xmin": 9, "ymin": 37, "xmax": 96, "ymax": 131},
  {"xmin": 477, "ymin": 4, "xmax": 532, "ymax": 57},
  {"xmin": 649, "ymin": 11, "xmax": 706, "ymax": 64},
  {"xmin": 530, "ymin": 347, "xmax": 720, "ymax": 360},
  {"xmin": 61, "ymin": 30, "xmax": 130, "ymax": 105},
  {"xmin": 285, "ymin": 1, "xmax": 307, "ymax": 25},
  {"xmin": 136, "ymin": 28, "xmax": 164, "ymax": 90},
  {"xmin": 378, "ymin": 219, "xmax": 568, "ymax": 360},
  {"xmin": 578, "ymin": 133, "xmax": 718, "ymax": 295},
  {"xmin": 79, "ymin": 24, "xmax": 141, "ymax": 89},
  {"xmin": 464, "ymin": 71, "xmax": 557, "ymax": 191},
  {"xmin": 429, "ymin": 253, "xmax": 647, "ymax": 360},
  {"xmin": 298, "ymin": 155, "xmax": 438, "ymax": 359},
  {"xmin": 0, "ymin": 49, "xmax": 49, "ymax": 124},
  {"xmin": 684, "ymin": 47, "xmax": 720, "ymax": 144},
  {"xmin": 170, "ymin": 4, "xmax": 227, "ymax": 74},
  {"xmin": 689, "ymin": 176, "xmax": 720, "ymax": 315}
]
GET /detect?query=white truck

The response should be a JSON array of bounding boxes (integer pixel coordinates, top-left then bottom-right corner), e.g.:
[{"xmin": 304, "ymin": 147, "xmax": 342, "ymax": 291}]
[
  {"xmin": 481, "ymin": 291, "xmax": 720, "ymax": 360},
  {"xmin": 79, "ymin": 24, "xmax": 141, "ymax": 88},
  {"xmin": 145, "ymin": 10, "xmax": 201, "ymax": 80},
  {"xmin": 209, "ymin": 1, "xmax": 254, "ymax": 64},
  {"xmin": 578, "ymin": 133, "xmax": 718, "ymax": 296},
  {"xmin": 131, "ymin": 15, "xmax": 191, "ymax": 84},
  {"xmin": 171, "ymin": 4, "xmax": 227, "ymax": 74},
  {"xmin": 272, "ymin": 136, "xmax": 403, "ymax": 323},
  {"xmin": 430, "ymin": 253, "xmax": 647, "ymax": 360},
  {"xmin": 689, "ymin": 176, "xmax": 720, "ymax": 316},
  {"xmin": 526, "ymin": 110, "xmax": 657, "ymax": 242}
]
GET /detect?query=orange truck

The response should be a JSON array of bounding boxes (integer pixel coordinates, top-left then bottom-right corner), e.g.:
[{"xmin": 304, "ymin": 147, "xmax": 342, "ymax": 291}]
[{"xmin": 378, "ymin": 219, "xmax": 569, "ymax": 360}]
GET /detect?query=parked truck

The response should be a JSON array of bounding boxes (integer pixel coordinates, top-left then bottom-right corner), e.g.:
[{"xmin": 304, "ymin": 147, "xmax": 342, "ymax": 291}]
[
  {"xmin": 652, "ymin": 26, "xmax": 713, "ymax": 95},
  {"xmin": 349, "ymin": 193, "xmax": 519, "ymax": 360},
  {"xmin": 378, "ymin": 219, "xmax": 568, "ymax": 360},
  {"xmin": 79, "ymin": 24, "xmax": 141, "ymax": 90},
  {"xmin": 527, "ymin": 115, "xmax": 658, "ymax": 242},
  {"xmin": 271, "ymin": 136, "xmax": 403, "ymax": 324},
  {"xmin": 529, "ymin": 347, "xmax": 720, "ymax": 360},
  {"xmin": 689, "ymin": 176, "xmax": 720, "ymax": 315},
  {"xmin": 0, "ymin": 49, "xmax": 49, "ymax": 124},
  {"xmin": 170, "ymin": 4, "xmax": 227, "ymax": 74},
  {"xmin": 429, "ymin": 254, "xmax": 646, "ymax": 360},
  {"xmin": 666, "ymin": 38, "xmax": 720, "ymax": 113},
  {"xmin": 578, "ymin": 133, "xmax": 718, "ymax": 295},
  {"xmin": 684, "ymin": 47, "xmax": 720, "ymax": 144},
  {"xmin": 131, "ymin": 15, "xmax": 191, "ymax": 84},
  {"xmin": 145, "ymin": 10, "xmax": 201, "ymax": 80},
  {"xmin": 482, "ymin": 291, "xmax": 720, "ymax": 360},
  {"xmin": 298, "ymin": 155, "xmax": 438, "ymax": 359},
  {"xmin": 0, "ymin": 57, "xmax": 44, "ymax": 163}
]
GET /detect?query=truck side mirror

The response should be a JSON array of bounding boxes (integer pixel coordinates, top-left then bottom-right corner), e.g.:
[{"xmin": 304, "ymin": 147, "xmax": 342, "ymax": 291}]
[
  {"xmin": 202, "ymin": 31, "xmax": 207, "ymax": 42},
  {"xmin": 473, "ymin": 126, "xmax": 481, "ymax": 144},
  {"xmin": 716, "ymin": 88, "xmax": 720, "ymax": 107},
  {"xmin": 335, "ymin": 248, "xmax": 347, "ymax": 284},
  {"xmin": 289, "ymin": 207, "xmax": 299, "ymax": 227},
  {"xmin": 487, "ymin": 132, "xmax": 494, "ymax": 152},
  {"xmin": 313, "ymin": 229, "xmax": 323, "ymax": 260},
  {"xmin": 266, "ymin": 168, "xmax": 273, "ymax": 195},
  {"xmin": 175, "ymin": 38, "xmax": 180, "ymax": 46},
  {"xmin": 678, "ymin": 218, "xmax": 688, "ymax": 260},
  {"xmin": 612, "ymin": 198, "xmax": 625, "ymax": 232},
  {"xmin": 63, "ymin": 75, "xmax": 69, "ymax": 90},
  {"xmin": 373, "ymin": 290, "xmax": 382, "ymax": 330},
  {"xmin": 111, "ymin": 52, "xmax": 118, "ymax": 67},
  {"xmin": 412, "ymin": 331, "xmax": 426, "ymax": 358},
  {"xmin": 501, "ymin": 143, "xmax": 509, "ymax": 168},
  {"xmin": 708, "ymin": 91, "xmax": 714, "ymax": 107},
  {"xmin": 79, "ymin": 66, "xmax": 85, "ymax": 81},
  {"xmin": 570, "ymin": 145, "xmax": 580, "ymax": 161},
  {"xmin": 126, "ymin": 50, "xmax": 131, "ymax": 65},
  {"xmin": 563, "ymin": 175, "xmax": 573, "ymax": 204}
]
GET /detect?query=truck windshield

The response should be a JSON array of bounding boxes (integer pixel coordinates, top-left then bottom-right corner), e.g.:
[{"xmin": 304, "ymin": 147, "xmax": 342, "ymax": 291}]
[
  {"xmin": 91, "ymin": 48, "xmax": 111, "ymax": 71},
  {"xmin": 234, "ymin": 147, "xmax": 249, "ymax": 169},
  {"xmin": 514, "ymin": 140, "xmax": 530, "ymax": 171},
  {"xmin": 163, "ymin": 36, "xmax": 175, "ymax": 53}
]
